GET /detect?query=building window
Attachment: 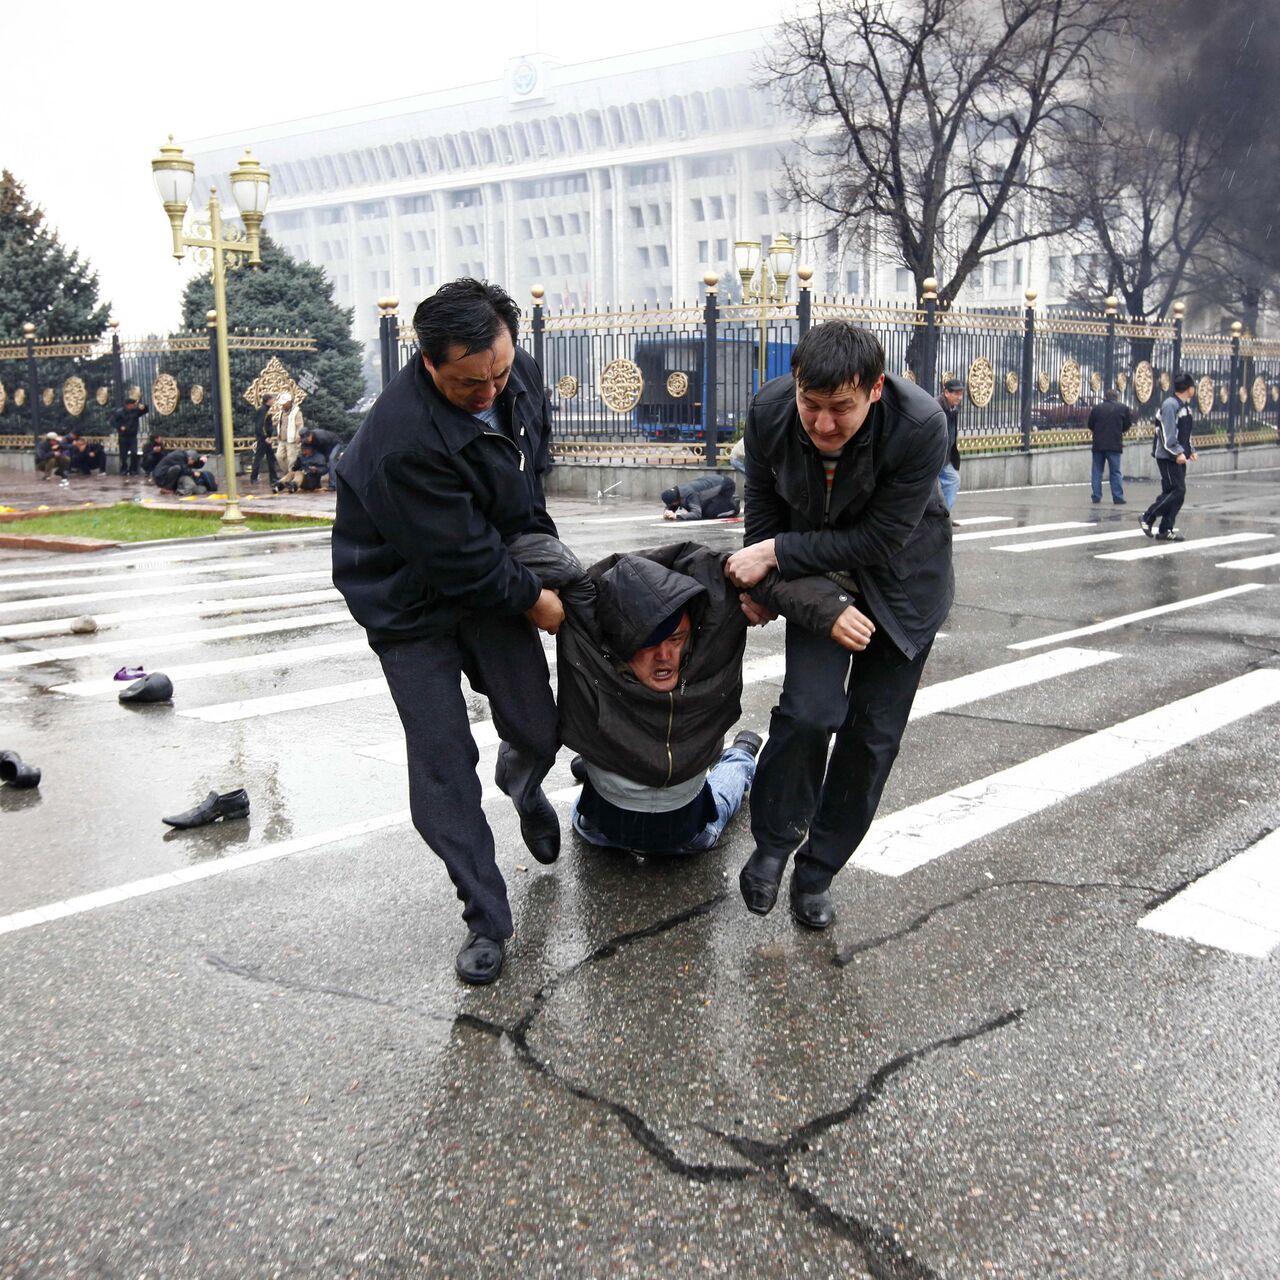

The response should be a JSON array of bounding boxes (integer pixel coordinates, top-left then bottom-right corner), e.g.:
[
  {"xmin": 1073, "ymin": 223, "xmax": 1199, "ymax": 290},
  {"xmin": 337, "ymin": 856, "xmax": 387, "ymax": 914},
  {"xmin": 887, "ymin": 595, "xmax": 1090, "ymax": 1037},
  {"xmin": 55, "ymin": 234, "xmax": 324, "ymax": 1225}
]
[
  {"xmin": 451, "ymin": 227, "xmax": 464, "ymax": 247},
  {"xmin": 708, "ymin": 196, "xmax": 724, "ymax": 220},
  {"xmin": 559, "ymin": 254, "xmax": 572, "ymax": 273},
  {"xmin": 991, "ymin": 260, "xmax": 1009, "ymax": 288},
  {"xmin": 630, "ymin": 205, "xmax": 644, "ymax": 228},
  {"xmin": 698, "ymin": 240, "xmax": 709, "ymax": 263},
  {"xmin": 567, "ymin": 213, "xmax": 582, "ymax": 233},
  {"xmin": 715, "ymin": 238, "xmax": 728, "ymax": 260},
  {"xmin": 466, "ymin": 226, "xmax": 479, "ymax": 245},
  {"xmin": 527, "ymin": 256, "xmax": 540, "ymax": 275},
  {"xmin": 551, "ymin": 215, "xmax": 565, "ymax": 236},
  {"xmin": 1014, "ymin": 258, "xmax": 1023, "ymax": 286},
  {"xmin": 648, "ymin": 203, "xmax": 661, "ymax": 225},
  {"xmin": 1049, "ymin": 255, "xmax": 1067, "ymax": 287},
  {"xmin": 519, "ymin": 219, "xmax": 533, "ymax": 238},
  {"xmin": 357, "ymin": 201, "xmax": 388, "ymax": 220},
  {"xmin": 655, "ymin": 245, "xmax": 669, "ymax": 268},
  {"xmin": 690, "ymin": 198, "xmax": 705, "ymax": 221},
  {"xmin": 318, "ymin": 207, "xmax": 347, "ymax": 225},
  {"xmin": 895, "ymin": 267, "xmax": 912, "ymax": 293},
  {"xmin": 845, "ymin": 268, "xmax": 861, "ymax": 293},
  {"xmin": 573, "ymin": 252, "xmax": 588, "ymax": 272},
  {"xmin": 755, "ymin": 191, "xmax": 769, "ymax": 216},
  {"xmin": 638, "ymin": 247, "xmax": 651, "ymax": 269},
  {"xmin": 412, "ymin": 267, "xmax": 422, "ymax": 286}
]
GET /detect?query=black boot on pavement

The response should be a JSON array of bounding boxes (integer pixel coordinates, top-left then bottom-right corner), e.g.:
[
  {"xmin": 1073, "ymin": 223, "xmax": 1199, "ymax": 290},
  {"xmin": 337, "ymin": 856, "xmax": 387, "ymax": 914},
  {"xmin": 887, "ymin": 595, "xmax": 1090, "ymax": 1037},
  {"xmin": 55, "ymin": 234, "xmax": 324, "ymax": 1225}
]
[
  {"xmin": 455, "ymin": 931, "xmax": 505, "ymax": 985},
  {"xmin": 789, "ymin": 873, "xmax": 835, "ymax": 930}
]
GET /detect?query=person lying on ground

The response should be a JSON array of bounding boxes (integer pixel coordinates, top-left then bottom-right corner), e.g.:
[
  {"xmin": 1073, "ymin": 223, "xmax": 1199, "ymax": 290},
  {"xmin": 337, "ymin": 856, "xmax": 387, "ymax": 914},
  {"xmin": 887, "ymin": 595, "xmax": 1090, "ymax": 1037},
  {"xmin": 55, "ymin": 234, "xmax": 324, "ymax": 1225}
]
[{"xmin": 660, "ymin": 473, "xmax": 739, "ymax": 521}]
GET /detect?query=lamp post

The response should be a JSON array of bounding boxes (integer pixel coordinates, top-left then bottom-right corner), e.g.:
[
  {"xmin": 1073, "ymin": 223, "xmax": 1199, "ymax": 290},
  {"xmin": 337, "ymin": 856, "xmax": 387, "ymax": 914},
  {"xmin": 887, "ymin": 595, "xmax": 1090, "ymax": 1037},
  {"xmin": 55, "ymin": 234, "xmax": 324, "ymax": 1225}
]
[
  {"xmin": 733, "ymin": 233, "xmax": 796, "ymax": 389},
  {"xmin": 150, "ymin": 137, "xmax": 270, "ymax": 533}
]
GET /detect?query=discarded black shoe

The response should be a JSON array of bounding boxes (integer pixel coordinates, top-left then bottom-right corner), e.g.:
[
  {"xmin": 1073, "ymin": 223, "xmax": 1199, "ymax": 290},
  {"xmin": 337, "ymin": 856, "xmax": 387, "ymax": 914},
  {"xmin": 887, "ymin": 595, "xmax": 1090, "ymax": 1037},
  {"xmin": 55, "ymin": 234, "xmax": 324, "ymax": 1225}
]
[
  {"xmin": 789, "ymin": 875, "xmax": 835, "ymax": 930},
  {"xmin": 570, "ymin": 755, "xmax": 589, "ymax": 784},
  {"xmin": 119, "ymin": 672, "xmax": 173, "ymax": 704},
  {"xmin": 162, "ymin": 788, "xmax": 250, "ymax": 828},
  {"xmin": 731, "ymin": 730, "xmax": 764, "ymax": 758},
  {"xmin": 0, "ymin": 750, "xmax": 41, "ymax": 789},
  {"xmin": 518, "ymin": 791, "xmax": 561, "ymax": 865},
  {"xmin": 739, "ymin": 846, "xmax": 790, "ymax": 916},
  {"xmin": 455, "ymin": 931, "xmax": 505, "ymax": 985}
]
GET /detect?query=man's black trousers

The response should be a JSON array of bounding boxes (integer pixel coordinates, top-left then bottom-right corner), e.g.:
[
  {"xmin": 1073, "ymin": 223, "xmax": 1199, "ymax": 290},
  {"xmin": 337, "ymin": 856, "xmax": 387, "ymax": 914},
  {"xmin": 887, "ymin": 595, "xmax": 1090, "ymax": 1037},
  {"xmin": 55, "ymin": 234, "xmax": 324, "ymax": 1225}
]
[
  {"xmin": 1144, "ymin": 457, "xmax": 1187, "ymax": 533},
  {"xmin": 118, "ymin": 436, "xmax": 139, "ymax": 475},
  {"xmin": 251, "ymin": 439, "xmax": 280, "ymax": 483},
  {"xmin": 749, "ymin": 619, "xmax": 930, "ymax": 893},
  {"xmin": 375, "ymin": 612, "xmax": 558, "ymax": 940}
]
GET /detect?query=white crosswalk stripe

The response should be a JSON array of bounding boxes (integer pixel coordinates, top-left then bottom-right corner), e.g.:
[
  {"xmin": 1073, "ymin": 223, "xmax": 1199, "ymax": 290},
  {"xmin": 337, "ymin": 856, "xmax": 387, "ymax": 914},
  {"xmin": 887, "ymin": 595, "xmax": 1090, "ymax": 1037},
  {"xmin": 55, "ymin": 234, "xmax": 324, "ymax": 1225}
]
[
  {"xmin": 954, "ymin": 521, "xmax": 1094, "ymax": 542},
  {"xmin": 178, "ymin": 677, "xmax": 389, "ymax": 722},
  {"xmin": 1216, "ymin": 551, "xmax": 1280, "ymax": 570},
  {"xmin": 0, "ymin": 560, "xmax": 255, "ymax": 596},
  {"xmin": 1095, "ymin": 532, "xmax": 1273, "ymax": 561},
  {"xmin": 994, "ymin": 529, "xmax": 1146, "ymax": 552}
]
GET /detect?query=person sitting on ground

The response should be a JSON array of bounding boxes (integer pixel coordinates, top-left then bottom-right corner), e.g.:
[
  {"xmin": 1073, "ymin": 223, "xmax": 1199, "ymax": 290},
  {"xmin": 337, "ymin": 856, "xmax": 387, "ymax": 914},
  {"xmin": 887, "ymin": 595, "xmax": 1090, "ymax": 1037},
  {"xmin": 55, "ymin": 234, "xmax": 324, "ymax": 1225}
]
[
  {"xmin": 67, "ymin": 437, "xmax": 107, "ymax": 477},
  {"xmin": 153, "ymin": 448, "xmax": 216, "ymax": 496},
  {"xmin": 510, "ymin": 536, "xmax": 863, "ymax": 858},
  {"xmin": 141, "ymin": 434, "xmax": 167, "ymax": 482},
  {"xmin": 274, "ymin": 440, "xmax": 330, "ymax": 493},
  {"xmin": 34, "ymin": 431, "xmax": 70, "ymax": 480},
  {"xmin": 660, "ymin": 473, "xmax": 740, "ymax": 521}
]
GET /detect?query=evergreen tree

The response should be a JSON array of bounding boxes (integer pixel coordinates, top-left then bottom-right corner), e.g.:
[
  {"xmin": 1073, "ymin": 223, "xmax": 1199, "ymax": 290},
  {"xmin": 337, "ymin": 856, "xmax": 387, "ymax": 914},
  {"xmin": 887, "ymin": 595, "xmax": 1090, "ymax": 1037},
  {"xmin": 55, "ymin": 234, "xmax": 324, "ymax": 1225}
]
[
  {"xmin": 176, "ymin": 234, "xmax": 364, "ymax": 438},
  {"xmin": 0, "ymin": 170, "xmax": 111, "ymax": 338}
]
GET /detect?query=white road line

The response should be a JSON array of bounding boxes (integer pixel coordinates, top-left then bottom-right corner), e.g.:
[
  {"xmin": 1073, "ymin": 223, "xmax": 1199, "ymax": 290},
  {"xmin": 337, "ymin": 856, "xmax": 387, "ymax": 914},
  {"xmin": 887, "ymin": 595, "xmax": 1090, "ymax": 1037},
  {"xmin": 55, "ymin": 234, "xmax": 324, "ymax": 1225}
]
[
  {"xmin": 852, "ymin": 669, "xmax": 1280, "ymax": 878},
  {"xmin": 178, "ymin": 677, "xmax": 390, "ymax": 722},
  {"xmin": 560, "ymin": 513, "xmax": 685, "ymax": 525},
  {"xmin": 1138, "ymin": 829, "xmax": 1280, "ymax": 957},
  {"xmin": 1096, "ymin": 532, "xmax": 1274, "ymax": 561},
  {"xmin": 1216, "ymin": 551, "xmax": 1280, "ymax": 570},
  {"xmin": 0, "ymin": 611, "xmax": 356, "ymax": 671},
  {"xmin": 910, "ymin": 648, "xmax": 1118, "ymax": 717},
  {"xmin": 994, "ymin": 530, "xmax": 1146, "ymax": 552},
  {"xmin": 954, "ymin": 521, "xmax": 1094, "ymax": 542},
  {"xmin": 1007, "ymin": 584, "xmax": 1267, "ymax": 652},
  {"xmin": 0, "ymin": 589, "xmax": 344, "ymax": 641},
  {"xmin": 51, "ymin": 638, "xmax": 370, "ymax": 697},
  {"xmin": 0, "ymin": 560, "xmax": 254, "ymax": 596},
  {"xmin": 952, "ymin": 517, "xmax": 1012, "ymax": 527},
  {"xmin": 0, "ymin": 569, "xmax": 333, "ymax": 617}
]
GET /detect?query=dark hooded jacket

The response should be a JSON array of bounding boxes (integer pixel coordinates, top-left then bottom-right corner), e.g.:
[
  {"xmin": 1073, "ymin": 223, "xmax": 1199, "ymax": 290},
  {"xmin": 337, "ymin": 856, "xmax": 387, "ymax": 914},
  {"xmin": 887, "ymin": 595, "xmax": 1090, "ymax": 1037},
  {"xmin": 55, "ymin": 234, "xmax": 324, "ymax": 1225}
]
[
  {"xmin": 152, "ymin": 448, "xmax": 200, "ymax": 490},
  {"xmin": 302, "ymin": 427, "xmax": 343, "ymax": 459},
  {"xmin": 661, "ymin": 473, "xmax": 739, "ymax": 520},
  {"xmin": 744, "ymin": 372, "xmax": 954, "ymax": 659}
]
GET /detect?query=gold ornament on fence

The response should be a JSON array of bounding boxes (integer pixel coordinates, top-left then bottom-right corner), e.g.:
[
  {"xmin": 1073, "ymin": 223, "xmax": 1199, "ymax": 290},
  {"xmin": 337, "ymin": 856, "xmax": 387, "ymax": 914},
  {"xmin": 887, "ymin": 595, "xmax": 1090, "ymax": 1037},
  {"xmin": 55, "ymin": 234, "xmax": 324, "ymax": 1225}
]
[
  {"xmin": 1272, "ymin": 385, "xmax": 1279, "ymax": 403},
  {"xmin": 1238, "ymin": 385, "xmax": 1248, "ymax": 404},
  {"xmin": 127, "ymin": 385, "xmax": 142, "ymax": 401},
  {"xmin": 1036, "ymin": 371, "xmax": 1050, "ymax": 394},
  {"xmin": 1133, "ymin": 361, "xmax": 1154, "ymax": 404},
  {"xmin": 600, "ymin": 359, "xmax": 644, "ymax": 414},
  {"xmin": 152, "ymin": 373, "xmax": 181, "ymax": 416},
  {"xmin": 1115, "ymin": 370, "xmax": 1128, "ymax": 393},
  {"xmin": 1005, "ymin": 370, "xmax": 1019, "ymax": 395},
  {"xmin": 1059, "ymin": 359, "xmax": 1082, "ymax": 406},
  {"xmin": 556, "ymin": 375, "xmax": 579, "ymax": 399},
  {"xmin": 0, "ymin": 383, "xmax": 6, "ymax": 413},
  {"xmin": 1089, "ymin": 370, "xmax": 1102, "ymax": 393},
  {"xmin": 190, "ymin": 385, "xmax": 206, "ymax": 406},
  {"xmin": 242, "ymin": 356, "xmax": 307, "ymax": 411},
  {"xmin": 940, "ymin": 371, "xmax": 956, "ymax": 387},
  {"xmin": 1218, "ymin": 385, "xmax": 1228, "ymax": 405},
  {"xmin": 40, "ymin": 388, "xmax": 55, "ymax": 407},
  {"xmin": 902, "ymin": 369, "xmax": 917, "ymax": 383},
  {"xmin": 62, "ymin": 376, "xmax": 87, "ymax": 417},
  {"xmin": 14, "ymin": 388, "xmax": 26, "ymax": 407},
  {"xmin": 1196, "ymin": 377, "xmax": 1215, "ymax": 415},
  {"xmin": 1252, "ymin": 376, "xmax": 1268, "ymax": 412},
  {"xmin": 95, "ymin": 386, "xmax": 110, "ymax": 406},
  {"xmin": 1159, "ymin": 371, "xmax": 1171, "ymax": 392},
  {"xmin": 966, "ymin": 357, "xmax": 995, "ymax": 408},
  {"xmin": 666, "ymin": 371, "xmax": 690, "ymax": 398}
]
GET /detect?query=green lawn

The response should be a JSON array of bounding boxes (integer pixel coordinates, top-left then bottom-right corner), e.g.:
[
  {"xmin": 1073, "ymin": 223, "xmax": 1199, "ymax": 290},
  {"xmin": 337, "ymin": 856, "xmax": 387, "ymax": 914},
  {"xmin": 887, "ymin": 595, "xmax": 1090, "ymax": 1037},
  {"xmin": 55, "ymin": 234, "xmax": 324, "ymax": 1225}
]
[{"xmin": 3, "ymin": 504, "xmax": 330, "ymax": 542}]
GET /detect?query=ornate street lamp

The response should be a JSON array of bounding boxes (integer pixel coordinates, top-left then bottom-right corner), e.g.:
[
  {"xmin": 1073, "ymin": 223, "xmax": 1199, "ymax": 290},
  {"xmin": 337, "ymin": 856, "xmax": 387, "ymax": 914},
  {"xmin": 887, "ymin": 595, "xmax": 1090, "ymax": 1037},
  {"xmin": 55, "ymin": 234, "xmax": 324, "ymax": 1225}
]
[
  {"xmin": 150, "ymin": 137, "xmax": 270, "ymax": 533},
  {"xmin": 734, "ymin": 233, "xmax": 796, "ymax": 388}
]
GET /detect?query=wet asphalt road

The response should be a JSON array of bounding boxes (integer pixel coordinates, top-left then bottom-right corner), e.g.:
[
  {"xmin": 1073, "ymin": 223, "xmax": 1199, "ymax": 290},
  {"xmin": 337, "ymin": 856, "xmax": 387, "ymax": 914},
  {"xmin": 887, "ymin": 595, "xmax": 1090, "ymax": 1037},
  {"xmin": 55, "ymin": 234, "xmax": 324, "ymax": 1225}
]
[{"xmin": 2, "ymin": 469, "xmax": 1279, "ymax": 1279}]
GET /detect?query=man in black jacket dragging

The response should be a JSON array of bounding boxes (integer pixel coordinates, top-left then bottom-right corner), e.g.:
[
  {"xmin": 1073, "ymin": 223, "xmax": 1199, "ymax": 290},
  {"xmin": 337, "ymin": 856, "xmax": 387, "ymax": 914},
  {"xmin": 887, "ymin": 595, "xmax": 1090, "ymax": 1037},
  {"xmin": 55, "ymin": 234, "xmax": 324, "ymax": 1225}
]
[
  {"xmin": 331, "ymin": 280, "xmax": 564, "ymax": 986},
  {"xmin": 726, "ymin": 322, "xmax": 954, "ymax": 930}
]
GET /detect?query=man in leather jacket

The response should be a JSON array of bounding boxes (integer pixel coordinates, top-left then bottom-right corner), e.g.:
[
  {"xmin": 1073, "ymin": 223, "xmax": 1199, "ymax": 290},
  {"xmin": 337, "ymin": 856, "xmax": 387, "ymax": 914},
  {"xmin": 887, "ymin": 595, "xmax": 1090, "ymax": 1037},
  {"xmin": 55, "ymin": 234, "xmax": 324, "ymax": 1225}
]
[{"xmin": 726, "ymin": 321, "xmax": 954, "ymax": 929}]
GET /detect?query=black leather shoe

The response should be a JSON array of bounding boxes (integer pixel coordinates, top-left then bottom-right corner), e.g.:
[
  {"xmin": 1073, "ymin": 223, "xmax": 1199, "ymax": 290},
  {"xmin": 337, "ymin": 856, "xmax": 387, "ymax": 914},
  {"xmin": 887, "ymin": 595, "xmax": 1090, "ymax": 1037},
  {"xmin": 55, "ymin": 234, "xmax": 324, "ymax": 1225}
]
[
  {"xmin": 455, "ymin": 931, "xmax": 505, "ymax": 985},
  {"xmin": 570, "ymin": 755, "xmax": 589, "ymax": 784},
  {"xmin": 789, "ymin": 876, "xmax": 835, "ymax": 930},
  {"xmin": 518, "ymin": 791, "xmax": 561, "ymax": 864},
  {"xmin": 162, "ymin": 788, "xmax": 250, "ymax": 828},
  {"xmin": 739, "ymin": 847, "xmax": 789, "ymax": 916},
  {"xmin": 0, "ymin": 750, "xmax": 41, "ymax": 789},
  {"xmin": 731, "ymin": 730, "xmax": 763, "ymax": 757},
  {"xmin": 119, "ymin": 672, "xmax": 174, "ymax": 704}
]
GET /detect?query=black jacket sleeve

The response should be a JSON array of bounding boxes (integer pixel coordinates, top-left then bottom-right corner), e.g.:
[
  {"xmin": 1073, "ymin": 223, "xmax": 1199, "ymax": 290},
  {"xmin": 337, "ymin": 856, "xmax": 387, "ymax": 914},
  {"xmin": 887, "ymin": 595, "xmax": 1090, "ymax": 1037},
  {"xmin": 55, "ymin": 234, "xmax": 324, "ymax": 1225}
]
[
  {"xmin": 743, "ymin": 402, "xmax": 789, "ymax": 547},
  {"xmin": 750, "ymin": 571, "xmax": 853, "ymax": 635}
]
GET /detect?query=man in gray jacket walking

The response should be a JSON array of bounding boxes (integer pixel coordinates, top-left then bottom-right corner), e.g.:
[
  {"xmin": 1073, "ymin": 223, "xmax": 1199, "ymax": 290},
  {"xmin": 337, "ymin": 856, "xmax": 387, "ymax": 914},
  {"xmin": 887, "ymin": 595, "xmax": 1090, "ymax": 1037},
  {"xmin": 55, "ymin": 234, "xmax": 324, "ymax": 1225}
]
[{"xmin": 1141, "ymin": 373, "xmax": 1197, "ymax": 542}]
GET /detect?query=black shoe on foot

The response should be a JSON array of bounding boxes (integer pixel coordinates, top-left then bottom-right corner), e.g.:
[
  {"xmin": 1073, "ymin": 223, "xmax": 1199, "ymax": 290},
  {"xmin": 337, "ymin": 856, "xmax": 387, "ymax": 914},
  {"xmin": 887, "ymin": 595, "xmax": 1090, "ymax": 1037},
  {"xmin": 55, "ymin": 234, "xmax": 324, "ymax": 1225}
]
[
  {"xmin": 789, "ymin": 875, "xmax": 835, "ymax": 930},
  {"xmin": 1139, "ymin": 517, "xmax": 1154, "ymax": 538},
  {"xmin": 1156, "ymin": 528, "xmax": 1185, "ymax": 542},
  {"xmin": 570, "ymin": 755, "xmax": 589, "ymax": 784},
  {"xmin": 162, "ymin": 788, "xmax": 250, "ymax": 828},
  {"xmin": 1113, "ymin": 498, "xmax": 1126, "ymax": 505},
  {"xmin": 518, "ymin": 791, "xmax": 561, "ymax": 864},
  {"xmin": 739, "ymin": 847, "xmax": 790, "ymax": 915},
  {"xmin": 455, "ymin": 931, "xmax": 505, "ymax": 985},
  {"xmin": 731, "ymin": 730, "xmax": 764, "ymax": 758}
]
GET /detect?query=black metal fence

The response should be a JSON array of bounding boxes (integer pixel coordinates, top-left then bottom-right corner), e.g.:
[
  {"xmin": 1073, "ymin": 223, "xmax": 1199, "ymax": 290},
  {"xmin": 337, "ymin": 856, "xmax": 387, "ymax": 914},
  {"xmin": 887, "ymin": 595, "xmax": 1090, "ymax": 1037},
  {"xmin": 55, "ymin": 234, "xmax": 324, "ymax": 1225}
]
[{"xmin": 370, "ymin": 283, "xmax": 1280, "ymax": 466}]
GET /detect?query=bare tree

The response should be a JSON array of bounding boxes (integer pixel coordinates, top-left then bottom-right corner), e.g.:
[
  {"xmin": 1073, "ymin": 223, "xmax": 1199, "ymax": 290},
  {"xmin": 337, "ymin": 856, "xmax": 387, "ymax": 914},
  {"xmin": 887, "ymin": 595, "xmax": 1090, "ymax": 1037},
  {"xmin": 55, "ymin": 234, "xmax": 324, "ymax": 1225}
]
[{"xmin": 764, "ymin": 0, "xmax": 1131, "ymax": 307}]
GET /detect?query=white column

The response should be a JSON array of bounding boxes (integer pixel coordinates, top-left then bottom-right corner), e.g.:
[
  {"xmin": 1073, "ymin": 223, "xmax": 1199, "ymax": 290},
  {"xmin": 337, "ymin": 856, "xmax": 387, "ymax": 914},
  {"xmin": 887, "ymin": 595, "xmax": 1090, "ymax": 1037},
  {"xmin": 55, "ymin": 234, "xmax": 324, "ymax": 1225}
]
[{"xmin": 669, "ymin": 156, "xmax": 686, "ymax": 304}]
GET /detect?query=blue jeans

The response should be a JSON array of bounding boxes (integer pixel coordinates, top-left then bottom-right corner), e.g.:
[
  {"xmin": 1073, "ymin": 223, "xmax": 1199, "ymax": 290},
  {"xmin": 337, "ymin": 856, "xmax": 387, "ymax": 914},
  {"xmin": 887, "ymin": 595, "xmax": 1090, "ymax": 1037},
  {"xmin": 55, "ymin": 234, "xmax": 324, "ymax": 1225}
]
[
  {"xmin": 938, "ymin": 463, "xmax": 959, "ymax": 511},
  {"xmin": 571, "ymin": 743, "xmax": 757, "ymax": 856},
  {"xmin": 1091, "ymin": 450, "xmax": 1124, "ymax": 502}
]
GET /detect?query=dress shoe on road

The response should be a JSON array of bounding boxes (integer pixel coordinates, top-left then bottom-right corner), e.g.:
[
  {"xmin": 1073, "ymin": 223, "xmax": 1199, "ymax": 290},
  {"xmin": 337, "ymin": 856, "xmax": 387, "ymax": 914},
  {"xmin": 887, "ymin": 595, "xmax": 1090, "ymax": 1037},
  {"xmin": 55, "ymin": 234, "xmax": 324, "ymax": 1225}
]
[
  {"xmin": 731, "ymin": 730, "xmax": 763, "ymax": 758},
  {"xmin": 0, "ymin": 750, "xmax": 41, "ymax": 789},
  {"xmin": 119, "ymin": 672, "xmax": 173, "ymax": 703},
  {"xmin": 455, "ymin": 931, "xmax": 505, "ymax": 985},
  {"xmin": 739, "ymin": 846, "xmax": 790, "ymax": 916},
  {"xmin": 789, "ymin": 876, "xmax": 835, "ymax": 930},
  {"xmin": 518, "ymin": 791, "xmax": 561, "ymax": 864},
  {"xmin": 162, "ymin": 788, "xmax": 250, "ymax": 829}
]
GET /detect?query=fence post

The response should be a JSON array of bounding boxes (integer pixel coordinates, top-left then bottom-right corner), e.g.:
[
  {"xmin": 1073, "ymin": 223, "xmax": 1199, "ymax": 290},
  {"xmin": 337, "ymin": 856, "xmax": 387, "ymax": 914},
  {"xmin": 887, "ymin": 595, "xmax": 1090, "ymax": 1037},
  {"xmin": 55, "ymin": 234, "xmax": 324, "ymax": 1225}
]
[
  {"xmin": 703, "ymin": 273, "xmax": 719, "ymax": 468},
  {"xmin": 1227, "ymin": 320, "xmax": 1242, "ymax": 449},
  {"xmin": 530, "ymin": 284, "xmax": 545, "ymax": 376},
  {"xmin": 1171, "ymin": 301, "xmax": 1185, "ymax": 374},
  {"xmin": 377, "ymin": 297, "xmax": 400, "ymax": 389},
  {"xmin": 921, "ymin": 277, "xmax": 939, "ymax": 395},
  {"xmin": 206, "ymin": 310, "xmax": 223, "ymax": 466},
  {"xmin": 109, "ymin": 317, "xmax": 125, "ymax": 411},
  {"xmin": 1020, "ymin": 290, "xmax": 1036, "ymax": 453},
  {"xmin": 1104, "ymin": 295, "xmax": 1118, "ymax": 392},
  {"xmin": 23, "ymin": 321, "xmax": 41, "ymax": 443},
  {"xmin": 797, "ymin": 265, "xmax": 812, "ymax": 337}
]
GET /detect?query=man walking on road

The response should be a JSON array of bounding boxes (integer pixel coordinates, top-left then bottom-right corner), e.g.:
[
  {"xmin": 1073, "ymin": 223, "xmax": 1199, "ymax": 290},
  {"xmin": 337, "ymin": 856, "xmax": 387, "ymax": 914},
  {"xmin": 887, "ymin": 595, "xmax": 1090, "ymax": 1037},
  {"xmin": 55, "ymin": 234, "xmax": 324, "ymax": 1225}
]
[
  {"xmin": 1141, "ymin": 373, "xmax": 1197, "ymax": 542},
  {"xmin": 725, "ymin": 322, "xmax": 953, "ymax": 929},
  {"xmin": 1086, "ymin": 389, "xmax": 1131, "ymax": 504},
  {"xmin": 332, "ymin": 280, "xmax": 563, "ymax": 987}
]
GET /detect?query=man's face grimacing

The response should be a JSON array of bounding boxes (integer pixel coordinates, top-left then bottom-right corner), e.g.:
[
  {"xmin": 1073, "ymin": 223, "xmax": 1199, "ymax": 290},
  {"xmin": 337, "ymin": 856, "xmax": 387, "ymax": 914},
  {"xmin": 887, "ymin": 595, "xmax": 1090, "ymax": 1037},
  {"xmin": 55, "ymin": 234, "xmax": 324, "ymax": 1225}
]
[
  {"xmin": 423, "ymin": 329, "xmax": 515, "ymax": 414},
  {"xmin": 627, "ymin": 613, "xmax": 692, "ymax": 693},
  {"xmin": 796, "ymin": 374, "xmax": 885, "ymax": 452},
  {"xmin": 942, "ymin": 387, "xmax": 963, "ymax": 409}
]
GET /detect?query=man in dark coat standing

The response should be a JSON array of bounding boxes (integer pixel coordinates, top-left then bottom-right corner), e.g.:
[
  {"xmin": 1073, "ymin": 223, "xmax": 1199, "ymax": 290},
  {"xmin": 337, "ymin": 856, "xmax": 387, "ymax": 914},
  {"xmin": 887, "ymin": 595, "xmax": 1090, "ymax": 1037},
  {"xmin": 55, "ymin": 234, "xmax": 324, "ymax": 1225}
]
[
  {"xmin": 726, "ymin": 321, "xmax": 954, "ymax": 929},
  {"xmin": 936, "ymin": 376, "xmax": 964, "ymax": 514},
  {"xmin": 250, "ymin": 394, "xmax": 280, "ymax": 485},
  {"xmin": 111, "ymin": 397, "xmax": 148, "ymax": 478},
  {"xmin": 1086, "ymin": 389, "xmax": 1131, "ymax": 504},
  {"xmin": 331, "ymin": 279, "xmax": 563, "ymax": 987}
]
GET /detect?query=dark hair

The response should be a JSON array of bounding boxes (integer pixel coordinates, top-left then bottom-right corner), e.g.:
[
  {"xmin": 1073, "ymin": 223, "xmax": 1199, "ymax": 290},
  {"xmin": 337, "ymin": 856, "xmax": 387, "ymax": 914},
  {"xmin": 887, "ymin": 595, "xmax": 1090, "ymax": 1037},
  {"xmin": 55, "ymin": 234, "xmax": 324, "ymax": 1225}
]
[
  {"xmin": 413, "ymin": 278, "xmax": 520, "ymax": 366},
  {"xmin": 791, "ymin": 321, "xmax": 885, "ymax": 394},
  {"xmin": 1173, "ymin": 372, "xmax": 1195, "ymax": 393},
  {"xmin": 1103, "ymin": 388, "xmax": 1118, "ymax": 401}
]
